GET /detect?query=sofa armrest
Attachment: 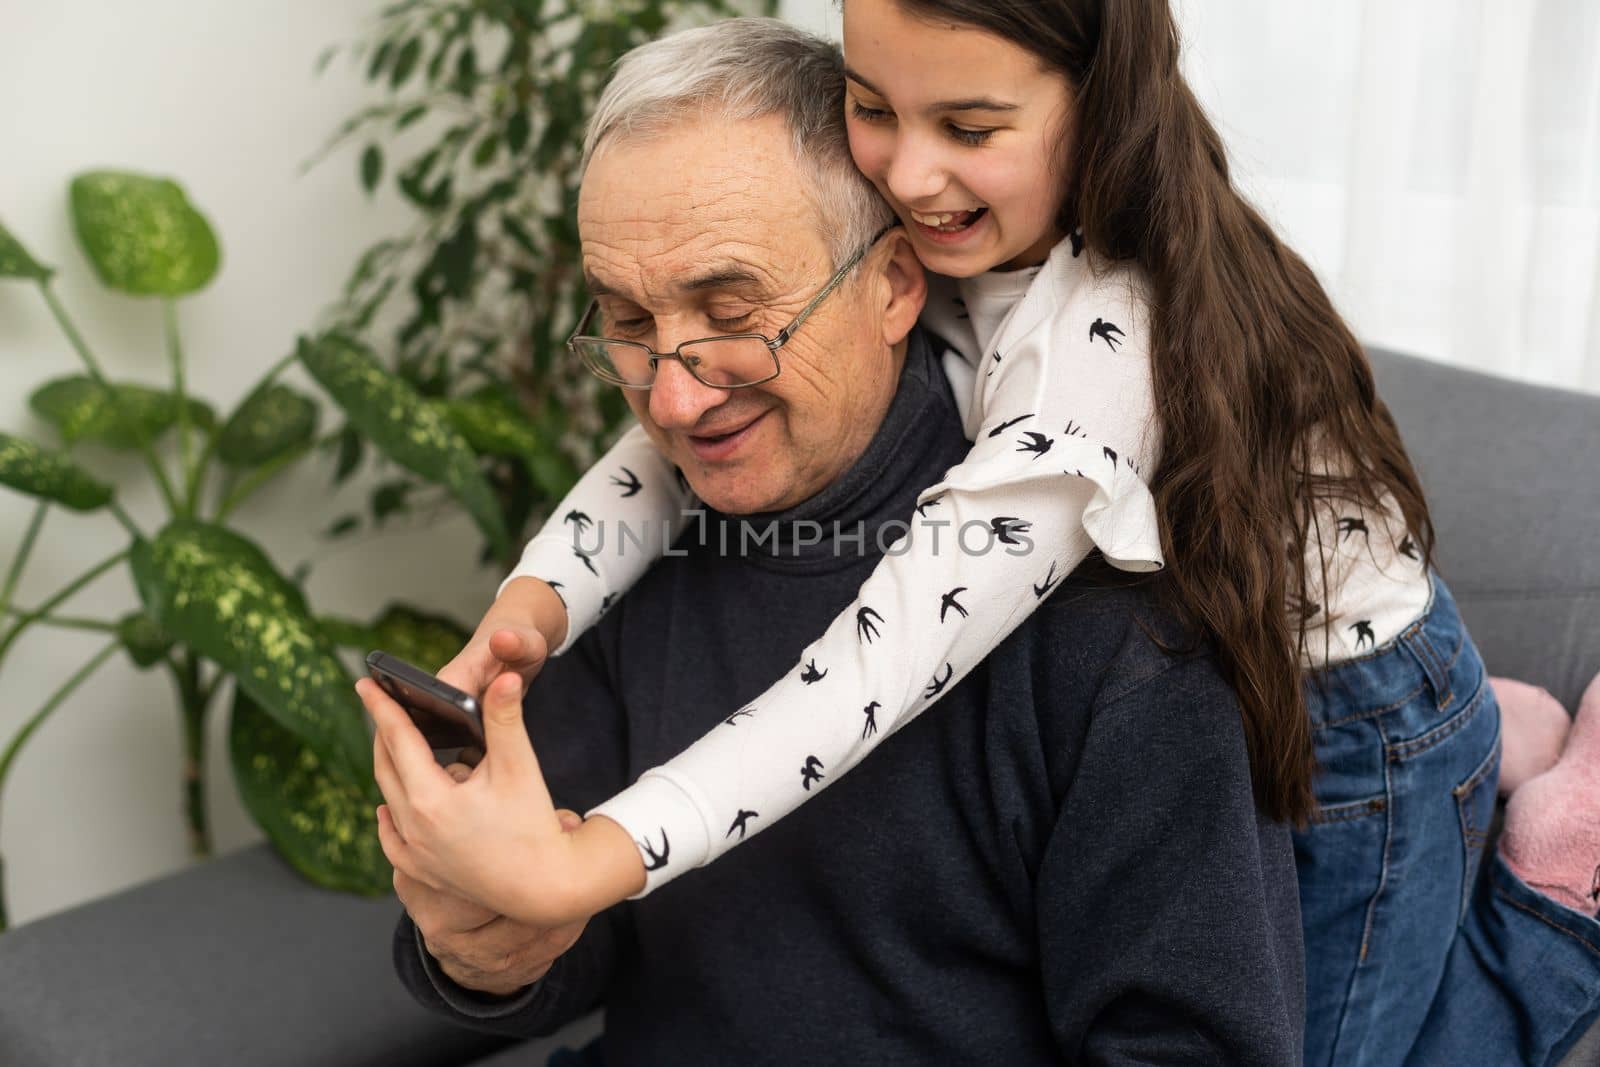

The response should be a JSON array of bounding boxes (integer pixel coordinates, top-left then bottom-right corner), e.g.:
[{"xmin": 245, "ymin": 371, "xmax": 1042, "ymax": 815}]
[{"xmin": 0, "ymin": 843, "xmax": 516, "ymax": 1067}]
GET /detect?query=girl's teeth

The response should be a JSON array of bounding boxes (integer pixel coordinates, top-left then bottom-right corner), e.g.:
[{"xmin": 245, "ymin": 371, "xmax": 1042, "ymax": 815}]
[{"xmin": 912, "ymin": 209, "xmax": 977, "ymax": 232}]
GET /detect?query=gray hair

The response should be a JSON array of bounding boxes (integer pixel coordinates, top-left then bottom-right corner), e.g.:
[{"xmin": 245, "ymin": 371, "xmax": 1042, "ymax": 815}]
[{"xmin": 581, "ymin": 17, "xmax": 894, "ymax": 269}]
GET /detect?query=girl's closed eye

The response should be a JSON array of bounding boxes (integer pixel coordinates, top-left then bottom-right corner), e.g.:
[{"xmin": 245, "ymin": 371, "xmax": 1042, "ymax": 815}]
[
  {"xmin": 946, "ymin": 123, "xmax": 995, "ymax": 146},
  {"xmin": 850, "ymin": 99, "xmax": 891, "ymax": 123}
]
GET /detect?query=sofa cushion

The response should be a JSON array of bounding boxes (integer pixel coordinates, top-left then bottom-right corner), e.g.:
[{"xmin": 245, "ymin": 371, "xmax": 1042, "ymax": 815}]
[
  {"xmin": 0, "ymin": 845, "xmax": 515, "ymax": 1067},
  {"xmin": 1369, "ymin": 348, "xmax": 1600, "ymax": 711}
]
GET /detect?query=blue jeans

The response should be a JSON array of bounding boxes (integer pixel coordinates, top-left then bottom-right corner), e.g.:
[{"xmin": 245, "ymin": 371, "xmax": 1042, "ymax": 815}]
[{"xmin": 1296, "ymin": 574, "xmax": 1600, "ymax": 1066}]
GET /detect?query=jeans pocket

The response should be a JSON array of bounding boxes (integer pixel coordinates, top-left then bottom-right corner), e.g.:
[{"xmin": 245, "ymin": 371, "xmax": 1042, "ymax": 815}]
[{"xmin": 1453, "ymin": 733, "xmax": 1501, "ymax": 922}]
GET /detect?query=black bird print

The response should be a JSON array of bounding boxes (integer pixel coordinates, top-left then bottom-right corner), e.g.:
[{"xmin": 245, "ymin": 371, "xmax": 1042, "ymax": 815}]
[
  {"xmin": 800, "ymin": 755, "xmax": 825, "ymax": 791},
  {"xmin": 1017, "ymin": 431, "xmax": 1054, "ymax": 459},
  {"xmin": 722, "ymin": 706, "xmax": 754, "ymax": 727},
  {"xmin": 610, "ymin": 466, "xmax": 644, "ymax": 498},
  {"xmin": 1103, "ymin": 446, "xmax": 1118, "ymax": 465},
  {"xmin": 990, "ymin": 516, "xmax": 1033, "ymax": 545},
  {"xmin": 987, "ymin": 413, "xmax": 1034, "ymax": 438},
  {"xmin": 856, "ymin": 606, "xmax": 884, "ymax": 644},
  {"xmin": 574, "ymin": 547, "xmax": 599, "ymax": 577},
  {"xmin": 546, "ymin": 581, "xmax": 566, "ymax": 609},
  {"xmin": 940, "ymin": 587, "xmax": 969, "ymax": 623},
  {"xmin": 1288, "ymin": 593, "xmax": 1321, "ymax": 622},
  {"xmin": 986, "ymin": 350, "xmax": 1002, "ymax": 378},
  {"xmin": 952, "ymin": 295, "xmax": 969, "ymax": 320},
  {"xmin": 862, "ymin": 701, "xmax": 880, "ymax": 739},
  {"xmin": 1338, "ymin": 516, "xmax": 1369, "ymax": 541},
  {"xmin": 1070, "ymin": 228, "xmax": 1085, "ymax": 257},
  {"xmin": 925, "ymin": 663, "xmax": 954, "ymax": 699},
  {"xmin": 600, "ymin": 593, "xmax": 616, "ymax": 615},
  {"xmin": 563, "ymin": 509, "xmax": 593, "ymax": 533},
  {"xmin": 1033, "ymin": 561, "xmax": 1062, "ymax": 599},
  {"xmin": 915, "ymin": 493, "xmax": 945, "ymax": 518},
  {"xmin": 1063, "ymin": 420, "xmax": 1085, "ymax": 438},
  {"xmin": 800, "ymin": 659, "xmax": 827, "ymax": 685},
  {"xmin": 726, "ymin": 809, "xmax": 758, "ymax": 841},
  {"xmin": 638, "ymin": 830, "xmax": 669, "ymax": 871},
  {"xmin": 1089, "ymin": 318, "xmax": 1125, "ymax": 350},
  {"xmin": 1399, "ymin": 535, "xmax": 1419, "ymax": 561},
  {"xmin": 1351, "ymin": 619, "xmax": 1376, "ymax": 651}
]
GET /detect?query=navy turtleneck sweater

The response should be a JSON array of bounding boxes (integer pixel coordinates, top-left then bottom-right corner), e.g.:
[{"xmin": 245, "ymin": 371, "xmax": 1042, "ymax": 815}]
[{"xmin": 394, "ymin": 328, "xmax": 1305, "ymax": 1065}]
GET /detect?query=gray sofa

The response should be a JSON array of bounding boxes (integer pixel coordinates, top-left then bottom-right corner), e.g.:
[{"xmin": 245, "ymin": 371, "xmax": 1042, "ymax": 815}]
[{"xmin": 1, "ymin": 347, "xmax": 1596, "ymax": 1066}]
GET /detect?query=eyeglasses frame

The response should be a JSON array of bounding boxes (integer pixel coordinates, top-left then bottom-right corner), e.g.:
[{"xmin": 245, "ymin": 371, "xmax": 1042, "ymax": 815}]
[{"xmin": 567, "ymin": 225, "xmax": 895, "ymax": 391}]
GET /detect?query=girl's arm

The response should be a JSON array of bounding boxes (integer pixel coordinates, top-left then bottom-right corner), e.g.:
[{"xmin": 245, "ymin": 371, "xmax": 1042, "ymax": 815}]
[
  {"xmin": 587, "ymin": 249, "xmax": 1164, "ymax": 896},
  {"xmin": 500, "ymin": 423, "xmax": 695, "ymax": 654},
  {"xmin": 437, "ymin": 422, "xmax": 692, "ymax": 705}
]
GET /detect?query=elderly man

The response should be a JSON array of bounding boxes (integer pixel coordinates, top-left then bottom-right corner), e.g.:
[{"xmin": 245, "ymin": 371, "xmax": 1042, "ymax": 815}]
[{"xmin": 387, "ymin": 18, "xmax": 1303, "ymax": 1063}]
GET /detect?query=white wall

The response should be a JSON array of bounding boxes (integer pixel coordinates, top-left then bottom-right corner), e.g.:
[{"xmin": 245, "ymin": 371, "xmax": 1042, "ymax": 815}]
[{"xmin": 0, "ymin": 2, "xmax": 494, "ymax": 926}]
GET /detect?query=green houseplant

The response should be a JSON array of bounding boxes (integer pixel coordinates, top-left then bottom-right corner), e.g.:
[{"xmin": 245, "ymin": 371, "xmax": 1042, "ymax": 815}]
[
  {"xmin": 312, "ymin": 0, "xmax": 774, "ymax": 562},
  {"xmin": 0, "ymin": 173, "xmax": 498, "ymax": 930}
]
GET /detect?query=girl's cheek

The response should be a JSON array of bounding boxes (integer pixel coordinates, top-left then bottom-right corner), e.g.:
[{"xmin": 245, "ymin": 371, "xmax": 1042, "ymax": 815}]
[{"xmin": 846, "ymin": 123, "xmax": 892, "ymax": 183}]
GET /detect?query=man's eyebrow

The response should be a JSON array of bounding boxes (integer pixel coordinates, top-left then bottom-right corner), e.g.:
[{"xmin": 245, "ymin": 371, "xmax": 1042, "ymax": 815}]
[
  {"xmin": 583, "ymin": 272, "xmax": 619, "ymax": 298},
  {"xmin": 584, "ymin": 268, "xmax": 764, "ymax": 298},
  {"xmin": 682, "ymin": 268, "xmax": 764, "ymax": 292},
  {"xmin": 844, "ymin": 66, "xmax": 1019, "ymax": 114}
]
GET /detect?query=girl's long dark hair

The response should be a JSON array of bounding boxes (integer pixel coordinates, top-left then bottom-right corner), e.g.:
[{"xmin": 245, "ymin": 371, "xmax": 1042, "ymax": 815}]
[{"xmin": 892, "ymin": 0, "xmax": 1435, "ymax": 824}]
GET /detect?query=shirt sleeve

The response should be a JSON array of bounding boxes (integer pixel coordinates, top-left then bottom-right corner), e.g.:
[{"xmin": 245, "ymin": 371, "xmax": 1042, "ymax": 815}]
[
  {"xmin": 1034, "ymin": 649, "xmax": 1305, "ymax": 1065},
  {"xmin": 499, "ymin": 423, "xmax": 694, "ymax": 654},
  {"xmin": 587, "ymin": 247, "xmax": 1169, "ymax": 897}
]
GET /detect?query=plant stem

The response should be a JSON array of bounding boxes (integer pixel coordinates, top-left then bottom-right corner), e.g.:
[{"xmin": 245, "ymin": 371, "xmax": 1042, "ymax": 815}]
[
  {"xmin": 0, "ymin": 606, "xmax": 117, "ymax": 634},
  {"xmin": 0, "ymin": 501, "xmax": 48, "ymax": 621},
  {"xmin": 200, "ymin": 347, "xmax": 301, "ymax": 520},
  {"xmin": 0, "ymin": 639, "xmax": 121, "ymax": 931},
  {"xmin": 163, "ymin": 300, "xmax": 195, "ymax": 519},
  {"xmin": 109, "ymin": 500, "xmax": 143, "ymax": 540},
  {"xmin": 39, "ymin": 284, "xmax": 183, "ymax": 514},
  {"xmin": 0, "ymin": 549, "xmax": 129, "ymax": 667},
  {"xmin": 170, "ymin": 651, "xmax": 211, "ymax": 857}
]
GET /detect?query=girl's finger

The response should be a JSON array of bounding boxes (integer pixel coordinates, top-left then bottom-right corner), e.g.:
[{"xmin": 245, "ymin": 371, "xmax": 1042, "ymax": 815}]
[
  {"xmin": 479, "ymin": 673, "xmax": 555, "ymax": 810},
  {"xmin": 357, "ymin": 678, "xmax": 452, "ymax": 797},
  {"xmin": 372, "ymin": 726, "xmax": 409, "ymax": 811}
]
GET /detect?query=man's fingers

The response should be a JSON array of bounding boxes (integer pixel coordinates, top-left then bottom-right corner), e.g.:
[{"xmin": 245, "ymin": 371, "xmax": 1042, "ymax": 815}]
[
  {"xmin": 443, "ymin": 761, "xmax": 473, "ymax": 784},
  {"xmin": 555, "ymin": 809, "xmax": 584, "ymax": 833}
]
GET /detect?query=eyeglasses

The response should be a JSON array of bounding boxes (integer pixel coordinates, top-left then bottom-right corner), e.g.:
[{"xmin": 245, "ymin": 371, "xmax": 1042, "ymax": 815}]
[{"xmin": 568, "ymin": 226, "xmax": 894, "ymax": 390}]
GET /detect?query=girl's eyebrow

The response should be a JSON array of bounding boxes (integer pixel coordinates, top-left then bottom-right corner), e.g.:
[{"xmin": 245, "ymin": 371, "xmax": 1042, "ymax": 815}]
[{"xmin": 844, "ymin": 66, "xmax": 1020, "ymax": 114}]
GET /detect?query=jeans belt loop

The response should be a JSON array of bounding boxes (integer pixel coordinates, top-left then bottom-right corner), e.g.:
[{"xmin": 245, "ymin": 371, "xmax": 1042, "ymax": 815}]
[{"xmin": 1401, "ymin": 622, "xmax": 1453, "ymax": 713}]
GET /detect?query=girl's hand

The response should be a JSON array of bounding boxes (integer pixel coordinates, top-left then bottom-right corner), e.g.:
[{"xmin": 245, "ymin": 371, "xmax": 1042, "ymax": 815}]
[
  {"xmin": 360, "ymin": 671, "xmax": 637, "ymax": 926},
  {"xmin": 435, "ymin": 577, "xmax": 565, "ymax": 702}
]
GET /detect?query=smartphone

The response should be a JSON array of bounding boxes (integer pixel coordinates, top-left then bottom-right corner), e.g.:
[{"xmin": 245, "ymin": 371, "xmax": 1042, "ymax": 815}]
[{"xmin": 365, "ymin": 650, "xmax": 485, "ymax": 755}]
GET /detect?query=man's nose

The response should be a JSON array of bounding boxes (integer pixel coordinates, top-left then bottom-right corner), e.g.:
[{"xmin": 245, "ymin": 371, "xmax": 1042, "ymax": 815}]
[
  {"xmin": 884, "ymin": 131, "xmax": 947, "ymax": 206},
  {"xmin": 647, "ymin": 356, "xmax": 728, "ymax": 432}
]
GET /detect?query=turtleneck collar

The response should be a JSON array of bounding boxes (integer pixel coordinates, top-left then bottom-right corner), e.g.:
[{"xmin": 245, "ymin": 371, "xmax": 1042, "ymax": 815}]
[{"xmin": 689, "ymin": 326, "xmax": 963, "ymax": 571}]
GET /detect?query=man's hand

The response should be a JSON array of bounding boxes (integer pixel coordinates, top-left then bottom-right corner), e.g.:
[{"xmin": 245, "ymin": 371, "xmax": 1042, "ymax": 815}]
[{"xmin": 395, "ymin": 805, "xmax": 591, "ymax": 997}]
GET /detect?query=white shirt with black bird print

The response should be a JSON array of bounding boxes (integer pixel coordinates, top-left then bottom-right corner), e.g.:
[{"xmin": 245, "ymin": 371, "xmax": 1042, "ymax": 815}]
[{"xmin": 500, "ymin": 232, "xmax": 1427, "ymax": 897}]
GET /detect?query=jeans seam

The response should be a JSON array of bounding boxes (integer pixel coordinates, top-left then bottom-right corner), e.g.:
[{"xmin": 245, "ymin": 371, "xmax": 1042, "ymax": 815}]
[
  {"xmin": 1387, "ymin": 678, "xmax": 1487, "ymax": 763},
  {"xmin": 1357, "ymin": 718, "xmax": 1396, "ymax": 969},
  {"xmin": 1492, "ymin": 882, "xmax": 1600, "ymax": 960}
]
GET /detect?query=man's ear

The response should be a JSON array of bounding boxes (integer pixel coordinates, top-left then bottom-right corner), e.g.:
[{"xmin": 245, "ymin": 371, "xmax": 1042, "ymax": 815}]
[{"xmin": 874, "ymin": 228, "xmax": 926, "ymax": 348}]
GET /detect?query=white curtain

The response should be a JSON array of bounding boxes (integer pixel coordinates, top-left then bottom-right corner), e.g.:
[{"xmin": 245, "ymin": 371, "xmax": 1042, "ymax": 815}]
[{"xmin": 1177, "ymin": 0, "xmax": 1600, "ymax": 394}]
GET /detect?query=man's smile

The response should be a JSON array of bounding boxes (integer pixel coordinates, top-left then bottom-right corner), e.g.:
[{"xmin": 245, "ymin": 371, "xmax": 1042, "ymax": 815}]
[{"xmin": 687, "ymin": 410, "xmax": 769, "ymax": 462}]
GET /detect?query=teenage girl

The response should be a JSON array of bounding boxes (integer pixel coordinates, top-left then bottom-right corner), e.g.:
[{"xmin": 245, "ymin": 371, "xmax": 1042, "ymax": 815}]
[{"xmin": 373, "ymin": 4, "xmax": 1600, "ymax": 1062}]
